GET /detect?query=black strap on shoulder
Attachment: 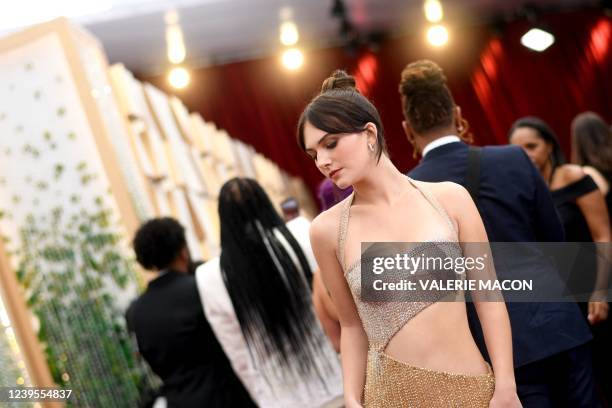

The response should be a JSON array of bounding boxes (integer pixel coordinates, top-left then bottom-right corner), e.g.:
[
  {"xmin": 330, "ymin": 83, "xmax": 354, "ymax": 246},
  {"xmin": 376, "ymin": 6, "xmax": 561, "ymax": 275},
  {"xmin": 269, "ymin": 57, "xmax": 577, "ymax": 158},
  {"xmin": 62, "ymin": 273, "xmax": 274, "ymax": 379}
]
[{"xmin": 465, "ymin": 146, "xmax": 482, "ymax": 203}]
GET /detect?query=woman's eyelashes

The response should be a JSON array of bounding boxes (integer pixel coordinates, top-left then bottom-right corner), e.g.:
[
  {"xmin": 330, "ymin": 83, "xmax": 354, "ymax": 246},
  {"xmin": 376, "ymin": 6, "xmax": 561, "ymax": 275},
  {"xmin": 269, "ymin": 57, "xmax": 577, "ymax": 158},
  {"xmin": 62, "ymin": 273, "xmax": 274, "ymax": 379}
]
[
  {"xmin": 325, "ymin": 140, "xmax": 338, "ymax": 149},
  {"xmin": 308, "ymin": 141, "xmax": 338, "ymax": 161}
]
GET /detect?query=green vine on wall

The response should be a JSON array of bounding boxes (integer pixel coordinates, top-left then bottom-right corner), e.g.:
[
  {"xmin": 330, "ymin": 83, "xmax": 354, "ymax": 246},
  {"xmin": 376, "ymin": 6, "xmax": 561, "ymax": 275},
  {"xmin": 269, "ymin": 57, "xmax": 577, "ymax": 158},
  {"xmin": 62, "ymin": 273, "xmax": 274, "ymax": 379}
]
[{"xmin": 13, "ymin": 199, "xmax": 158, "ymax": 406}]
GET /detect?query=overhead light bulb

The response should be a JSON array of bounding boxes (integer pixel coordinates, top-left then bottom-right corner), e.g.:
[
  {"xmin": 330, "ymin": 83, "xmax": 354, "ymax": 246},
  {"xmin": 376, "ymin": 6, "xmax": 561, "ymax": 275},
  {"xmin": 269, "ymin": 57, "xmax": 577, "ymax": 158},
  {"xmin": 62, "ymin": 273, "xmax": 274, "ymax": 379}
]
[
  {"xmin": 168, "ymin": 67, "xmax": 190, "ymax": 89},
  {"xmin": 164, "ymin": 9, "xmax": 179, "ymax": 25},
  {"xmin": 426, "ymin": 24, "xmax": 449, "ymax": 47},
  {"xmin": 424, "ymin": 0, "xmax": 443, "ymax": 23},
  {"xmin": 521, "ymin": 28, "xmax": 555, "ymax": 51},
  {"xmin": 282, "ymin": 48, "xmax": 304, "ymax": 70},
  {"xmin": 280, "ymin": 21, "xmax": 299, "ymax": 46},
  {"xmin": 166, "ymin": 24, "xmax": 186, "ymax": 64}
]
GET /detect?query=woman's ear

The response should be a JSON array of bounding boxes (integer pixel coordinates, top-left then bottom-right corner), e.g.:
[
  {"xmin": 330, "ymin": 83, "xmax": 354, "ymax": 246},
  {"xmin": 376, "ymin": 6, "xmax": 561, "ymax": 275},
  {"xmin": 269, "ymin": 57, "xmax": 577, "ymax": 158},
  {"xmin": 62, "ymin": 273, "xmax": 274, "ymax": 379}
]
[
  {"xmin": 364, "ymin": 122, "xmax": 378, "ymax": 145},
  {"xmin": 545, "ymin": 141, "xmax": 554, "ymax": 156}
]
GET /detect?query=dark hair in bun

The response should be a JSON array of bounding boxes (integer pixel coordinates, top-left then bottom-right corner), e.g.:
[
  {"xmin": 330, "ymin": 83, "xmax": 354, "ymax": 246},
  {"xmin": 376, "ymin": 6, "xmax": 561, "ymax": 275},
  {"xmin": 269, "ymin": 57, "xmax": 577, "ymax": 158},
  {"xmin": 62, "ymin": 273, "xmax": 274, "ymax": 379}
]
[
  {"xmin": 297, "ymin": 70, "xmax": 387, "ymax": 163},
  {"xmin": 398, "ymin": 60, "xmax": 455, "ymax": 134},
  {"xmin": 321, "ymin": 70, "xmax": 358, "ymax": 93}
]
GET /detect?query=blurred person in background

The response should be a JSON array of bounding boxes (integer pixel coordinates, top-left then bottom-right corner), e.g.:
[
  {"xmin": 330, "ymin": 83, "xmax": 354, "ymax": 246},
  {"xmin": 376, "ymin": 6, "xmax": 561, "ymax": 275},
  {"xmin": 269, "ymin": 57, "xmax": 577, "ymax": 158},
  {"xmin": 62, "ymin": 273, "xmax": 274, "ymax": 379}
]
[
  {"xmin": 196, "ymin": 177, "xmax": 343, "ymax": 408},
  {"xmin": 280, "ymin": 196, "xmax": 300, "ymax": 221},
  {"xmin": 571, "ymin": 111, "xmax": 612, "ymax": 405},
  {"xmin": 126, "ymin": 217, "xmax": 255, "ymax": 408},
  {"xmin": 509, "ymin": 116, "xmax": 610, "ymax": 325},
  {"xmin": 572, "ymin": 111, "xmax": 612, "ymax": 222},
  {"xmin": 510, "ymin": 116, "xmax": 610, "ymax": 405}
]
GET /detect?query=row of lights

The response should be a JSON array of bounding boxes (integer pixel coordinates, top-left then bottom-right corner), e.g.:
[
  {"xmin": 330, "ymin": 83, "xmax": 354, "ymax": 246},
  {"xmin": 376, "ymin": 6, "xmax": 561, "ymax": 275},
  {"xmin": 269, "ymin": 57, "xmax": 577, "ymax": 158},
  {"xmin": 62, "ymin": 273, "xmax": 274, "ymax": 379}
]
[
  {"xmin": 166, "ymin": 7, "xmax": 304, "ymax": 88},
  {"xmin": 165, "ymin": 2, "xmax": 558, "ymax": 86},
  {"xmin": 424, "ymin": 0, "xmax": 448, "ymax": 47},
  {"xmin": 423, "ymin": 0, "xmax": 555, "ymax": 52},
  {"xmin": 279, "ymin": 8, "xmax": 304, "ymax": 70},
  {"xmin": 165, "ymin": 10, "xmax": 191, "ymax": 89}
]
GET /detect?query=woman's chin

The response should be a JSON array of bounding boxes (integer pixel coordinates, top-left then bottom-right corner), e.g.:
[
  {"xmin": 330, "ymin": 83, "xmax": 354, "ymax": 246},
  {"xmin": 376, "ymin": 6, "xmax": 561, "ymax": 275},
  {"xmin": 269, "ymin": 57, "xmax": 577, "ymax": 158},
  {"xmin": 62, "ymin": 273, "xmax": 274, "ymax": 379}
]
[{"xmin": 333, "ymin": 179, "xmax": 350, "ymax": 190}]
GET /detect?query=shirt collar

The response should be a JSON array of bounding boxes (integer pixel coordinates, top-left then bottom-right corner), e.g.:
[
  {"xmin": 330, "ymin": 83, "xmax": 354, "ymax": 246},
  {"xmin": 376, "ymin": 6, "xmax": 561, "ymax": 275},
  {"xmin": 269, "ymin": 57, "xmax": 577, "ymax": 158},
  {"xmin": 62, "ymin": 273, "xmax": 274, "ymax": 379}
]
[{"xmin": 422, "ymin": 135, "xmax": 461, "ymax": 157}]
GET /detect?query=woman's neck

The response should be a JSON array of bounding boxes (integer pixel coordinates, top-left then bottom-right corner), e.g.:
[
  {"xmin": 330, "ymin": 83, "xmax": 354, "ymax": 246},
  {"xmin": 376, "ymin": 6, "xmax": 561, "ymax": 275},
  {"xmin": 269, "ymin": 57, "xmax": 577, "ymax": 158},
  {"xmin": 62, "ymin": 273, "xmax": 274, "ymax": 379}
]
[
  {"xmin": 351, "ymin": 155, "xmax": 411, "ymax": 205},
  {"xmin": 541, "ymin": 160, "xmax": 554, "ymax": 186}
]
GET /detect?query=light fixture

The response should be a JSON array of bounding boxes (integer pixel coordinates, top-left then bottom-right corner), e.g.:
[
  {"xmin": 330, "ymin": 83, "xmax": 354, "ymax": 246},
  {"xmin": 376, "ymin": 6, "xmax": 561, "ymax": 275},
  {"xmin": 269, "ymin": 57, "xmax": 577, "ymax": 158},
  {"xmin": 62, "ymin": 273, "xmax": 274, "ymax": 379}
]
[
  {"xmin": 165, "ymin": 9, "xmax": 186, "ymax": 64},
  {"xmin": 168, "ymin": 67, "xmax": 190, "ymax": 89},
  {"xmin": 282, "ymin": 48, "xmax": 304, "ymax": 70},
  {"xmin": 423, "ymin": 0, "xmax": 443, "ymax": 23},
  {"xmin": 520, "ymin": 28, "xmax": 555, "ymax": 51},
  {"xmin": 426, "ymin": 24, "xmax": 449, "ymax": 47},
  {"xmin": 166, "ymin": 25, "xmax": 186, "ymax": 64},
  {"xmin": 280, "ymin": 21, "xmax": 299, "ymax": 46}
]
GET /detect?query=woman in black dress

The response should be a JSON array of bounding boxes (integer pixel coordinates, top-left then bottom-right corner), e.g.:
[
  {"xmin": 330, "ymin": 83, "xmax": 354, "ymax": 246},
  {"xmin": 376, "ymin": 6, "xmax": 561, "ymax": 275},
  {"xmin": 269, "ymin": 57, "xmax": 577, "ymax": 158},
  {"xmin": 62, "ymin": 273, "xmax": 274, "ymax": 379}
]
[
  {"xmin": 572, "ymin": 111, "xmax": 612, "ymax": 220},
  {"xmin": 510, "ymin": 116, "xmax": 610, "ymax": 405},
  {"xmin": 571, "ymin": 111, "xmax": 612, "ymax": 406}
]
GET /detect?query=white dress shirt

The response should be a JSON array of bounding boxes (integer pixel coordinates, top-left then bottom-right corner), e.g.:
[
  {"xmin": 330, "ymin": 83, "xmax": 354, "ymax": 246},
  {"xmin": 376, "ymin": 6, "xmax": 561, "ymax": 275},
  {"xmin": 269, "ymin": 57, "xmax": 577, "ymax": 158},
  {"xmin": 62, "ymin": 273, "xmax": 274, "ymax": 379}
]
[
  {"xmin": 195, "ymin": 217, "xmax": 343, "ymax": 408},
  {"xmin": 421, "ymin": 135, "xmax": 461, "ymax": 157}
]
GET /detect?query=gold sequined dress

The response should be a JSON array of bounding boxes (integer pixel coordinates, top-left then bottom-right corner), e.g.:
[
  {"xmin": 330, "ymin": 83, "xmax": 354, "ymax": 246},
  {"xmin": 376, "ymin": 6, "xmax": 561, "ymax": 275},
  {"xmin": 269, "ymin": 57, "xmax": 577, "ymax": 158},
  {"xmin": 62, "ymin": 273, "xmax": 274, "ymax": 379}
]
[{"xmin": 338, "ymin": 178, "xmax": 495, "ymax": 407}]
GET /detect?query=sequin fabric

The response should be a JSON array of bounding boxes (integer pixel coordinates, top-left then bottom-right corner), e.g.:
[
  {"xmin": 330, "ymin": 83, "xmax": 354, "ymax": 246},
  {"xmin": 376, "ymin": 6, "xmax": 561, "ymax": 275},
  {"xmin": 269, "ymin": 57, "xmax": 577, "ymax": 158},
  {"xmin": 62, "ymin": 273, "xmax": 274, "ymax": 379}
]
[{"xmin": 338, "ymin": 178, "xmax": 495, "ymax": 407}]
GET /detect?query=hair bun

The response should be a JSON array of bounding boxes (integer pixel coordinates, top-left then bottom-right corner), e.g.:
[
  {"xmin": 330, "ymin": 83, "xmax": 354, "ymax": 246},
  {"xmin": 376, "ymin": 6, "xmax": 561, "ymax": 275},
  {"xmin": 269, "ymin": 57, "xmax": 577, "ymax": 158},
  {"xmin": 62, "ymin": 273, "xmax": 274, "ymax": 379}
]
[{"xmin": 321, "ymin": 70, "xmax": 358, "ymax": 93}]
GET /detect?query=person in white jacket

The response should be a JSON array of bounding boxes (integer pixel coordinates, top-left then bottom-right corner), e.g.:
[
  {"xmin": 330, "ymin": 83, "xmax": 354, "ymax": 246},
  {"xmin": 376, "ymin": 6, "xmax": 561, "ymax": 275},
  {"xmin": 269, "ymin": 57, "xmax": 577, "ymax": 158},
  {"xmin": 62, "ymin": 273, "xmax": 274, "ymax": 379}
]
[{"xmin": 196, "ymin": 177, "xmax": 343, "ymax": 408}]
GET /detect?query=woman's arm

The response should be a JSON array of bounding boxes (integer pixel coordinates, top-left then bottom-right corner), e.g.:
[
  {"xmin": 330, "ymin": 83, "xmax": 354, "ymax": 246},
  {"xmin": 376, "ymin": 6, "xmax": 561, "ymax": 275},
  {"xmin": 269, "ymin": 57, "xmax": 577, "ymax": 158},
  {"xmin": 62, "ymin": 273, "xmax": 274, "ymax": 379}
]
[
  {"xmin": 575, "ymin": 182, "xmax": 611, "ymax": 325},
  {"xmin": 439, "ymin": 183, "xmax": 520, "ymax": 407},
  {"xmin": 312, "ymin": 271, "xmax": 341, "ymax": 352},
  {"xmin": 310, "ymin": 214, "xmax": 367, "ymax": 408}
]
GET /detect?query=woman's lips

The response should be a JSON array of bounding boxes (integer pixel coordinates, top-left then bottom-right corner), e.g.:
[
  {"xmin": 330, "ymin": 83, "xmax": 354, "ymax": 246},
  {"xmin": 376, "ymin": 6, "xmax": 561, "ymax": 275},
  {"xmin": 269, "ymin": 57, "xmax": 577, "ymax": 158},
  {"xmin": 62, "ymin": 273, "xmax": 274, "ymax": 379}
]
[{"xmin": 329, "ymin": 169, "xmax": 341, "ymax": 179}]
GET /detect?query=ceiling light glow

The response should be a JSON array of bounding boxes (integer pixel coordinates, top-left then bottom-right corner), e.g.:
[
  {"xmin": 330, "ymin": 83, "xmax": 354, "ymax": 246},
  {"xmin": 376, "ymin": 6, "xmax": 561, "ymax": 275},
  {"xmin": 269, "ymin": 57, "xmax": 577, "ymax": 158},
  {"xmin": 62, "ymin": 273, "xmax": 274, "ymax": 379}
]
[
  {"xmin": 280, "ymin": 21, "xmax": 299, "ymax": 46},
  {"xmin": 520, "ymin": 28, "xmax": 555, "ymax": 51},
  {"xmin": 282, "ymin": 48, "xmax": 304, "ymax": 70},
  {"xmin": 424, "ymin": 0, "xmax": 443, "ymax": 23},
  {"xmin": 166, "ymin": 24, "xmax": 186, "ymax": 64},
  {"xmin": 427, "ymin": 24, "xmax": 448, "ymax": 47},
  {"xmin": 168, "ymin": 67, "xmax": 190, "ymax": 89}
]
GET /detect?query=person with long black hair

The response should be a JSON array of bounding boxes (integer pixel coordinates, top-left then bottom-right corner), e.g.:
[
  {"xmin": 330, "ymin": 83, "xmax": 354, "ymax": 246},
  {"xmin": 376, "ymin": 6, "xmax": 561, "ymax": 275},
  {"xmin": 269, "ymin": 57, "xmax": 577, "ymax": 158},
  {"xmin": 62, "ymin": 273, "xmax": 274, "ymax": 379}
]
[
  {"xmin": 195, "ymin": 178, "xmax": 343, "ymax": 408},
  {"xmin": 126, "ymin": 217, "xmax": 255, "ymax": 408}
]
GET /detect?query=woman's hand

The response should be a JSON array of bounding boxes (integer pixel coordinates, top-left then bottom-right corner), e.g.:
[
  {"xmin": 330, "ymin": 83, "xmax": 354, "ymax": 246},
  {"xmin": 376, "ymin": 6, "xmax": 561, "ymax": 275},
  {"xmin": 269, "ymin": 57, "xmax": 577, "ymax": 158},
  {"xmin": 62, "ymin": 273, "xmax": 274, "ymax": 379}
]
[
  {"xmin": 489, "ymin": 385, "xmax": 522, "ymax": 408},
  {"xmin": 588, "ymin": 300, "xmax": 609, "ymax": 325}
]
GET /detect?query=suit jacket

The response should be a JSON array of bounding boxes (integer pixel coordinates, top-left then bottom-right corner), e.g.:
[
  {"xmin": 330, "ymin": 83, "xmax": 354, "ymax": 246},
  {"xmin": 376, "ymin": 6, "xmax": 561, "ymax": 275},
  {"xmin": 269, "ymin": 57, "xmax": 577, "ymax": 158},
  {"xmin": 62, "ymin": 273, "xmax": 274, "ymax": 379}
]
[
  {"xmin": 126, "ymin": 270, "xmax": 255, "ymax": 408},
  {"xmin": 409, "ymin": 141, "xmax": 591, "ymax": 367}
]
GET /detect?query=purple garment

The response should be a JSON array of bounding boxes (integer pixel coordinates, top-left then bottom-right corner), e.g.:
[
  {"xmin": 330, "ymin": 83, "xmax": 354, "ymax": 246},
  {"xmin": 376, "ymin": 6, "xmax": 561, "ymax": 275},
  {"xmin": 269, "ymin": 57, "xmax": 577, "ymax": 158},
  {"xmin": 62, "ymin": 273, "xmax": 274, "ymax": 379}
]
[{"xmin": 317, "ymin": 179, "xmax": 353, "ymax": 211}]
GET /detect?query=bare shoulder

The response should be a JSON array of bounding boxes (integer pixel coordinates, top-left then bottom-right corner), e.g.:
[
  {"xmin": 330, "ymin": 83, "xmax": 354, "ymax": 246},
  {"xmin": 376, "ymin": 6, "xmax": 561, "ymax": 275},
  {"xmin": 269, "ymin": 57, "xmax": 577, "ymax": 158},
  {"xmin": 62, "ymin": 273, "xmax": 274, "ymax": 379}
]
[
  {"xmin": 557, "ymin": 164, "xmax": 586, "ymax": 184},
  {"xmin": 309, "ymin": 195, "xmax": 348, "ymax": 245},
  {"xmin": 414, "ymin": 180, "xmax": 471, "ymax": 203}
]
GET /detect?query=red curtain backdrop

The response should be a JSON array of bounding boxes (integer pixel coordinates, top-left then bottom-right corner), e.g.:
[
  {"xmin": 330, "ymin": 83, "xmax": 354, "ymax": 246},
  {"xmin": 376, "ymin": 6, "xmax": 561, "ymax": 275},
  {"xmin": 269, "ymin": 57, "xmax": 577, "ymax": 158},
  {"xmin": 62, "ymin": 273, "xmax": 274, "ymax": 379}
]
[{"xmin": 144, "ymin": 9, "xmax": 612, "ymax": 200}]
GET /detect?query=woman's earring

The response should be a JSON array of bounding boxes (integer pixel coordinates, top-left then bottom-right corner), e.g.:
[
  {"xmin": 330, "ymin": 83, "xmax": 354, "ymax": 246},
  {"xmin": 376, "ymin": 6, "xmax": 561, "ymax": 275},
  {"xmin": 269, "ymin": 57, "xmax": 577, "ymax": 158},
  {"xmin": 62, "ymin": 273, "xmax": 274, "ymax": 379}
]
[{"xmin": 368, "ymin": 143, "xmax": 375, "ymax": 152}]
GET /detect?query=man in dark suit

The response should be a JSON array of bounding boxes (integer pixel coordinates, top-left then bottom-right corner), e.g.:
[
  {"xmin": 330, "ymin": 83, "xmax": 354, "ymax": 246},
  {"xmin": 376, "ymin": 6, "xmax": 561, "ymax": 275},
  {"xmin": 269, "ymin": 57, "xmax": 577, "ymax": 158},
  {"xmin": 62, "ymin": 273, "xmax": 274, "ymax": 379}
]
[
  {"xmin": 126, "ymin": 217, "xmax": 255, "ymax": 408},
  {"xmin": 400, "ymin": 60, "xmax": 598, "ymax": 407}
]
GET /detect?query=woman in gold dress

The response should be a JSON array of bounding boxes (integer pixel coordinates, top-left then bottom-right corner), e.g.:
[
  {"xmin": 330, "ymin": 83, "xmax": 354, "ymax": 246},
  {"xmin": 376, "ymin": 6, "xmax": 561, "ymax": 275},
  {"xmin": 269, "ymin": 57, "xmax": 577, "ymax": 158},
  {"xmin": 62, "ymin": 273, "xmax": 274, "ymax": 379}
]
[{"xmin": 297, "ymin": 70, "xmax": 521, "ymax": 407}]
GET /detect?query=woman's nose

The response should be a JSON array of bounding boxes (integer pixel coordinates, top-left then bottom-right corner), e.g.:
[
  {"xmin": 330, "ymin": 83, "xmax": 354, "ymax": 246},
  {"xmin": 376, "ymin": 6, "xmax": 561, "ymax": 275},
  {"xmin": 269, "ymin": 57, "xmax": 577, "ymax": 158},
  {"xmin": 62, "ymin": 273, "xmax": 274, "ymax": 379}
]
[{"xmin": 317, "ymin": 151, "xmax": 332, "ymax": 169}]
